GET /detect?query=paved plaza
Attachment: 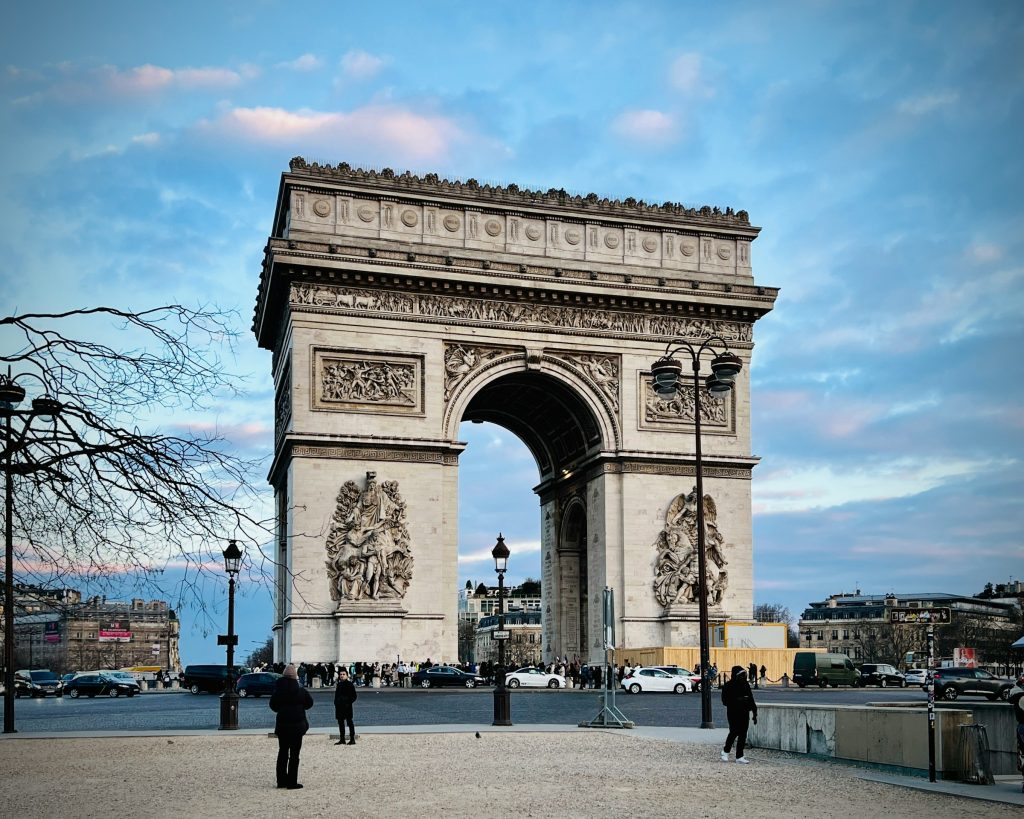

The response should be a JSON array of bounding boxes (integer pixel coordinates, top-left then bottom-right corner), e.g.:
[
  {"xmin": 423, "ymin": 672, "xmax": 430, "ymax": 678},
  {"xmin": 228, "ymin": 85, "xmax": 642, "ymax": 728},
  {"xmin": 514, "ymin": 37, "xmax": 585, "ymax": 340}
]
[{"xmin": 2, "ymin": 725, "xmax": 1020, "ymax": 817}]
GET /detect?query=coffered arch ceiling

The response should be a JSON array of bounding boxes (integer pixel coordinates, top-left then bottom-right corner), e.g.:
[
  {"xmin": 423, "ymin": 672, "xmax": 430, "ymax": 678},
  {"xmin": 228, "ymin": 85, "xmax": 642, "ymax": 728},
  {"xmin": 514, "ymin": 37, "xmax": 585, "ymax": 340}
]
[{"xmin": 461, "ymin": 372, "xmax": 604, "ymax": 482}]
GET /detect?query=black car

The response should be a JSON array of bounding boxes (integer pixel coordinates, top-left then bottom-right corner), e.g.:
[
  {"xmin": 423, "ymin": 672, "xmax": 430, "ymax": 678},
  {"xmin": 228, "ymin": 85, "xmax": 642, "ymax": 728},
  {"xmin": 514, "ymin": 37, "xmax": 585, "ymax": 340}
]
[
  {"xmin": 65, "ymin": 673, "xmax": 140, "ymax": 698},
  {"xmin": 931, "ymin": 668, "xmax": 1012, "ymax": 701},
  {"xmin": 410, "ymin": 665, "xmax": 485, "ymax": 689},
  {"xmin": 14, "ymin": 669, "xmax": 63, "ymax": 697},
  {"xmin": 236, "ymin": 672, "xmax": 282, "ymax": 698},
  {"xmin": 857, "ymin": 663, "xmax": 906, "ymax": 688}
]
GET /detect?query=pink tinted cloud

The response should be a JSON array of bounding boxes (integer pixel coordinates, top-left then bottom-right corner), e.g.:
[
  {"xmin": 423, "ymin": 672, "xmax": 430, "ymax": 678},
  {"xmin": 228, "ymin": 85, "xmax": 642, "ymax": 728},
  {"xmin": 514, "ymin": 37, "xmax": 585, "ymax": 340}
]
[
  {"xmin": 611, "ymin": 109, "xmax": 678, "ymax": 146},
  {"xmin": 202, "ymin": 104, "xmax": 468, "ymax": 163},
  {"xmin": 100, "ymin": 63, "xmax": 251, "ymax": 94}
]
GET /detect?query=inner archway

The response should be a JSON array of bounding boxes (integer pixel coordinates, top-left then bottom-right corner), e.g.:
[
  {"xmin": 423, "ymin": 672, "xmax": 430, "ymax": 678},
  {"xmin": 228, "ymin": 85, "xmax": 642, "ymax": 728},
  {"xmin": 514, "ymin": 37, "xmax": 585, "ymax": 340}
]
[{"xmin": 457, "ymin": 370, "xmax": 606, "ymax": 662}]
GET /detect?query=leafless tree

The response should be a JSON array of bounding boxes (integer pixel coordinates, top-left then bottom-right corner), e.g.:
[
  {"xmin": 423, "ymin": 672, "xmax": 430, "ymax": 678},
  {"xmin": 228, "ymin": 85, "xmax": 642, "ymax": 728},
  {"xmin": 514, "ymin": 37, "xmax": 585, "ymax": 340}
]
[
  {"xmin": 1, "ymin": 305, "xmax": 273, "ymax": 625},
  {"xmin": 754, "ymin": 602, "xmax": 800, "ymax": 646},
  {"xmin": 246, "ymin": 636, "xmax": 275, "ymax": 668}
]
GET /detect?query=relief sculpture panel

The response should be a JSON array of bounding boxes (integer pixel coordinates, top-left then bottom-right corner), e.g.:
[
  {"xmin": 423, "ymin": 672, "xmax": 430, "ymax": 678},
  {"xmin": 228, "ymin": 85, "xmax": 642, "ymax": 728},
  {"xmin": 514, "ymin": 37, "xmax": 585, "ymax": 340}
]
[
  {"xmin": 443, "ymin": 343, "xmax": 518, "ymax": 402},
  {"xmin": 637, "ymin": 373, "xmax": 735, "ymax": 434},
  {"xmin": 547, "ymin": 352, "xmax": 620, "ymax": 414},
  {"xmin": 291, "ymin": 282, "xmax": 752, "ymax": 344},
  {"xmin": 325, "ymin": 471, "xmax": 414, "ymax": 603},
  {"xmin": 652, "ymin": 487, "xmax": 729, "ymax": 609},
  {"xmin": 312, "ymin": 347, "xmax": 424, "ymax": 415}
]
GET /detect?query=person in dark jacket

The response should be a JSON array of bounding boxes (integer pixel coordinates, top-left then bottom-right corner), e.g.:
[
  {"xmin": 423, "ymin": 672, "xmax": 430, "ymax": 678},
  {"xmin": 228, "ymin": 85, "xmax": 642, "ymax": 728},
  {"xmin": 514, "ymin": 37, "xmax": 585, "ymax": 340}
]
[
  {"xmin": 269, "ymin": 663, "xmax": 314, "ymax": 789},
  {"xmin": 334, "ymin": 668, "xmax": 358, "ymax": 745},
  {"xmin": 720, "ymin": 665, "xmax": 757, "ymax": 764}
]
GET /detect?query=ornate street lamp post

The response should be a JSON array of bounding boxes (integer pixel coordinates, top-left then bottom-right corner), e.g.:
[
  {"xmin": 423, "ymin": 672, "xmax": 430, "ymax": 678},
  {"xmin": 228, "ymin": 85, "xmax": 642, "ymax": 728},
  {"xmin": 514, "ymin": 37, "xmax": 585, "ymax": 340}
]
[
  {"xmin": 218, "ymin": 538, "xmax": 243, "ymax": 730},
  {"xmin": 491, "ymin": 533, "xmax": 512, "ymax": 727},
  {"xmin": 650, "ymin": 337, "xmax": 742, "ymax": 729},
  {"xmin": 1, "ymin": 369, "xmax": 62, "ymax": 734}
]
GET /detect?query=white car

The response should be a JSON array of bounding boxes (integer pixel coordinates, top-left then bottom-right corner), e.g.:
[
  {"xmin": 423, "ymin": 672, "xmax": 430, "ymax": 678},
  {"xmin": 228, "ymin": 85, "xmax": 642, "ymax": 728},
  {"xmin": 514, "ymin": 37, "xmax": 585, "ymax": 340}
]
[
  {"xmin": 621, "ymin": 667, "xmax": 690, "ymax": 694},
  {"xmin": 904, "ymin": 668, "xmax": 929, "ymax": 686},
  {"xmin": 653, "ymin": 667, "xmax": 695, "ymax": 692},
  {"xmin": 505, "ymin": 667, "xmax": 566, "ymax": 689}
]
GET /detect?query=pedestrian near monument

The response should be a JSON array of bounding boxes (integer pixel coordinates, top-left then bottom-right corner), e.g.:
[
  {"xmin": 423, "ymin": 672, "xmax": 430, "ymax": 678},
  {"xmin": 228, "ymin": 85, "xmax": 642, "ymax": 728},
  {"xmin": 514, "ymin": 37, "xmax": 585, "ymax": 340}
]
[
  {"xmin": 720, "ymin": 665, "xmax": 757, "ymax": 764},
  {"xmin": 334, "ymin": 668, "xmax": 358, "ymax": 745},
  {"xmin": 748, "ymin": 662, "xmax": 758, "ymax": 689},
  {"xmin": 269, "ymin": 663, "xmax": 314, "ymax": 789},
  {"xmin": 1009, "ymin": 673, "xmax": 1024, "ymax": 793}
]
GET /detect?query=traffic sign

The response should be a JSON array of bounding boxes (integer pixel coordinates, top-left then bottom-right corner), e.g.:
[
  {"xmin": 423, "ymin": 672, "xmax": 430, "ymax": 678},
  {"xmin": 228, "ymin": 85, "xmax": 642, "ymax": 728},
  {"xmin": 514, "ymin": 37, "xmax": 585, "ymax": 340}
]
[
  {"xmin": 491, "ymin": 630, "xmax": 510, "ymax": 640},
  {"xmin": 217, "ymin": 634, "xmax": 239, "ymax": 646},
  {"xmin": 889, "ymin": 607, "xmax": 951, "ymax": 624}
]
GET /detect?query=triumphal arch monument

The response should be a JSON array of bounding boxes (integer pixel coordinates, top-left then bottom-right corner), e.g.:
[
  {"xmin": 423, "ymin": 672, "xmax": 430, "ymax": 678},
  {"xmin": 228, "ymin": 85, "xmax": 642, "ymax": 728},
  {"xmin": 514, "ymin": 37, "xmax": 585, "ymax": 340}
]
[{"xmin": 253, "ymin": 158, "xmax": 778, "ymax": 665}]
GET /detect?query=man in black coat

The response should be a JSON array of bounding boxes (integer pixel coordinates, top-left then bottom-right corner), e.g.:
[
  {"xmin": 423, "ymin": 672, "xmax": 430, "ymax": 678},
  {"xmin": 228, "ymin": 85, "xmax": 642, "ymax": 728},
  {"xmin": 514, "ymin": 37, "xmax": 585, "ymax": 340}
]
[
  {"xmin": 269, "ymin": 664, "xmax": 314, "ymax": 789},
  {"xmin": 334, "ymin": 668, "xmax": 358, "ymax": 745},
  {"xmin": 720, "ymin": 665, "xmax": 757, "ymax": 764}
]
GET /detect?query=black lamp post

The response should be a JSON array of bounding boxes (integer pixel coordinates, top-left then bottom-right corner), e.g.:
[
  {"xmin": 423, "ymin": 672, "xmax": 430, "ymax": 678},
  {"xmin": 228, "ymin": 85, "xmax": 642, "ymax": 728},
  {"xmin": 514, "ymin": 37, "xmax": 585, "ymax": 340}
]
[
  {"xmin": 491, "ymin": 533, "xmax": 512, "ymax": 727},
  {"xmin": 218, "ymin": 538, "xmax": 243, "ymax": 730},
  {"xmin": 1, "ymin": 368, "xmax": 62, "ymax": 734},
  {"xmin": 650, "ymin": 337, "xmax": 742, "ymax": 729}
]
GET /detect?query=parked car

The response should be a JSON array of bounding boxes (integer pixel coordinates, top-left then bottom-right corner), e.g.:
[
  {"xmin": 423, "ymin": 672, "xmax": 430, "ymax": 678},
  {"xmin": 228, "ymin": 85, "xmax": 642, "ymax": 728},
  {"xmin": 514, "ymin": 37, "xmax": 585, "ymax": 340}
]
[
  {"xmin": 857, "ymin": 663, "xmax": 907, "ymax": 688},
  {"xmin": 653, "ymin": 667, "xmax": 695, "ymax": 692},
  {"xmin": 236, "ymin": 672, "xmax": 282, "ymax": 698},
  {"xmin": 931, "ymin": 668, "xmax": 1012, "ymax": 701},
  {"xmin": 505, "ymin": 667, "xmax": 565, "ymax": 689},
  {"xmin": 182, "ymin": 664, "xmax": 249, "ymax": 694},
  {"xmin": 411, "ymin": 665, "xmax": 485, "ymax": 688},
  {"xmin": 904, "ymin": 668, "xmax": 929, "ymax": 686},
  {"xmin": 14, "ymin": 669, "xmax": 63, "ymax": 697},
  {"xmin": 621, "ymin": 667, "xmax": 690, "ymax": 695},
  {"xmin": 65, "ymin": 673, "xmax": 140, "ymax": 698},
  {"xmin": 793, "ymin": 652, "xmax": 859, "ymax": 688}
]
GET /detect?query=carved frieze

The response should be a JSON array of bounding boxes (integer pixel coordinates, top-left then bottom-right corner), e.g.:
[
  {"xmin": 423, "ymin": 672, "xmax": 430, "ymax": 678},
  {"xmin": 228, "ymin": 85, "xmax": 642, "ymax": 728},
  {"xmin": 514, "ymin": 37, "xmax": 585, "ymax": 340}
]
[
  {"xmin": 637, "ymin": 372, "xmax": 736, "ymax": 434},
  {"xmin": 547, "ymin": 352, "xmax": 620, "ymax": 414},
  {"xmin": 443, "ymin": 343, "xmax": 518, "ymax": 402},
  {"xmin": 652, "ymin": 487, "xmax": 730, "ymax": 609},
  {"xmin": 312, "ymin": 347, "xmax": 424, "ymax": 415},
  {"xmin": 325, "ymin": 471, "xmax": 414, "ymax": 603},
  {"xmin": 275, "ymin": 364, "xmax": 292, "ymax": 442},
  {"xmin": 290, "ymin": 282, "xmax": 753, "ymax": 344}
]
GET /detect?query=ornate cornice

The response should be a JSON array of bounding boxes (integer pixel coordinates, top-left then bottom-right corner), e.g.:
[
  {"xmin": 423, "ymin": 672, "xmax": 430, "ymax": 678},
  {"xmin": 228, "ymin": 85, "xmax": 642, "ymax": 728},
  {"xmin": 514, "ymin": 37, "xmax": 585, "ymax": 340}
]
[{"xmin": 289, "ymin": 157, "xmax": 754, "ymax": 228}]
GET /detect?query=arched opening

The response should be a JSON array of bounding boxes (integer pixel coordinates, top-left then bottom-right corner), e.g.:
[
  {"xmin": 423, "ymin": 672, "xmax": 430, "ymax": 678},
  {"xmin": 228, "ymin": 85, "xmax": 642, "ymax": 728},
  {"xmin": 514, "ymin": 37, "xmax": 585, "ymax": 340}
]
[{"xmin": 457, "ymin": 370, "xmax": 607, "ymax": 663}]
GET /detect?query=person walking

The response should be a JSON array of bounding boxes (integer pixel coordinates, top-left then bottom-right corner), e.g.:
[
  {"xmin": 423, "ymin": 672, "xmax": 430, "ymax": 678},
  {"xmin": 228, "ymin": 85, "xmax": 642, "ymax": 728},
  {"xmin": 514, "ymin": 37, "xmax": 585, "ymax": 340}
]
[
  {"xmin": 334, "ymin": 668, "xmax": 358, "ymax": 745},
  {"xmin": 721, "ymin": 665, "xmax": 757, "ymax": 764},
  {"xmin": 269, "ymin": 664, "xmax": 314, "ymax": 789},
  {"xmin": 1009, "ymin": 673, "xmax": 1024, "ymax": 793},
  {"xmin": 748, "ymin": 662, "xmax": 758, "ymax": 689}
]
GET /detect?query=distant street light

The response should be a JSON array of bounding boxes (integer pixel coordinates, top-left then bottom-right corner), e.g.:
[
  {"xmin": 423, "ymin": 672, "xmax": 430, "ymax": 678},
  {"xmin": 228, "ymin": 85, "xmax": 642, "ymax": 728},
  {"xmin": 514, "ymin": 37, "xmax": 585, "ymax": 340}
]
[
  {"xmin": 649, "ymin": 337, "xmax": 742, "ymax": 730},
  {"xmin": 218, "ymin": 538, "xmax": 243, "ymax": 730},
  {"xmin": 1, "ymin": 368, "xmax": 63, "ymax": 734},
  {"xmin": 491, "ymin": 533, "xmax": 511, "ymax": 727}
]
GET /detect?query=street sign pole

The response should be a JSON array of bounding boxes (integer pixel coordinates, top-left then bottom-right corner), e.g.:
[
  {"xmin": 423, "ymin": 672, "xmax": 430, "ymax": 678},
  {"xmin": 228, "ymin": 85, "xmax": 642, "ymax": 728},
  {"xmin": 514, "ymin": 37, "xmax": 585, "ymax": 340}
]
[
  {"xmin": 580, "ymin": 587, "xmax": 633, "ymax": 729},
  {"xmin": 927, "ymin": 624, "xmax": 936, "ymax": 783}
]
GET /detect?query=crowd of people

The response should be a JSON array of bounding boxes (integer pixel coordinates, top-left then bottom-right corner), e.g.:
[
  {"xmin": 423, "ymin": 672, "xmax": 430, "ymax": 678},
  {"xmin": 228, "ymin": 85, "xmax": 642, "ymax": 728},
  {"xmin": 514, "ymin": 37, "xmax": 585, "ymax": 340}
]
[{"xmin": 251, "ymin": 657, "xmax": 775, "ymax": 690}]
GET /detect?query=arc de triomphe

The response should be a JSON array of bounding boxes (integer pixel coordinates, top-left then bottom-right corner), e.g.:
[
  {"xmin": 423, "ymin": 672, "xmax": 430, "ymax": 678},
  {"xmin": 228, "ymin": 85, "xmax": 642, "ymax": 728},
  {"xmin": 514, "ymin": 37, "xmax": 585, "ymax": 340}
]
[{"xmin": 253, "ymin": 158, "xmax": 777, "ymax": 665}]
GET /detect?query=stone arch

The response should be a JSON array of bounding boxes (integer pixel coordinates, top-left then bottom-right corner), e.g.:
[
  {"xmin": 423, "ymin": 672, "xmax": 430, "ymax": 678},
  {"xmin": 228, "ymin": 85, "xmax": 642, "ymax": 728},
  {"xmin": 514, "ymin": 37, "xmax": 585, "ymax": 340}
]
[
  {"xmin": 444, "ymin": 355, "xmax": 618, "ymax": 480},
  {"xmin": 556, "ymin": 496, "xmax": 589, "ymax": 660}
]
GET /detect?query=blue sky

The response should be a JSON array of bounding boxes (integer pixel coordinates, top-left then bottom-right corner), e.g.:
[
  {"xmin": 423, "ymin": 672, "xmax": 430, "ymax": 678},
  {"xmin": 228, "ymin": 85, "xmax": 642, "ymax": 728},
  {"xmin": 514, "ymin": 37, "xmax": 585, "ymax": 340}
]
[{"xmin": 2, "ymin": 1, "xmax": 1021, "ymax": 664}]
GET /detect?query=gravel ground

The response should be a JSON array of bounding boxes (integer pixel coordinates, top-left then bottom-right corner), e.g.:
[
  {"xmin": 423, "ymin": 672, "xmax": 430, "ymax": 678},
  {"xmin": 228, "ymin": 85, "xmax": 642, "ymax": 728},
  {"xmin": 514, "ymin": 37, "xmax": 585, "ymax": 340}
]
[{"xmin": 1, "ymin": 732, "xmax": 1015, "ymax": 818}]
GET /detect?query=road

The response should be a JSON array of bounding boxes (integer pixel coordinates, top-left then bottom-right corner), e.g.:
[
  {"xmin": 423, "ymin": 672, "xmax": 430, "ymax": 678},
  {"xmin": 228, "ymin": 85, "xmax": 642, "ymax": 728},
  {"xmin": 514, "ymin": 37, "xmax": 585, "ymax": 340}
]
[{"xmin": 5, "ymin": 684, "xmax": 932, "ymax": 734}]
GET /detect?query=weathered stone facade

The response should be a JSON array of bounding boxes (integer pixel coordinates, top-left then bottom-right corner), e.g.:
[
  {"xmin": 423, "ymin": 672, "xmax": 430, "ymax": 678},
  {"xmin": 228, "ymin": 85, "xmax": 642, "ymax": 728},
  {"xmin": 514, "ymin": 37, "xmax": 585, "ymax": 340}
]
[{"xmin": 254, "ymin": 158, "xmax": 778, "ymax": 664}]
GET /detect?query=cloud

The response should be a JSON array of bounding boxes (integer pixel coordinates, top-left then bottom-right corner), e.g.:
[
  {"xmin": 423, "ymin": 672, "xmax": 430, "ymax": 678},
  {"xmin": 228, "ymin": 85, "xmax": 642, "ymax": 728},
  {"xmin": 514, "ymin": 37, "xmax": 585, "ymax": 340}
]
[
  {"xmin": 199, "ymin": 104, "xmax": 469, "ymax": 163},
  {"xmin": 753, "ymin": 456, "xmax": 1009, "ymax": 514},
  {"xmin": 668, "ymin": 52, "xmax": 713, "ymax": 96},
  {"xmin": 611, "ymin": 109, "xmax": 678, "ymax": 146},
  {"xmin": 101, "ymin": 63, "xmax": 249, "ymax": 94},
  {"xmin": 131, "ymin": 132, "xmax": 161, "ymax": 147},
  {"xmin": 897, "ymin": 91, "xmax": 959, "ymax": 116},
  {"xmin": 340, "ymin": 50, "xmax": 385, "ymax": 79},
  {"xmin": 459, "ymin": 539, "xmax": 540, "ymax": 564},
  {"xmin": 277, "ymin": 53, "xmax": 323, "ymax": 72},
  {"xmin": 967, "ymin": 242, "xmax": 1003, "ymax": 263}
]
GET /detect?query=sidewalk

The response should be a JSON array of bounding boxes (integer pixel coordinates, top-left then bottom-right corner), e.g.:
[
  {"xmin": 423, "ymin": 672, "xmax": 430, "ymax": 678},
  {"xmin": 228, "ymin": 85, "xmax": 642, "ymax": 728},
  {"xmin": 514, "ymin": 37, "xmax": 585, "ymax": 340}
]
[
  {"xmin": 1, "ymin": 722, "xmax": 1019, "ymax": 810},
  {"xmin": 1, "ymin": 725, "xmax": 1018, "ymax": 818}
]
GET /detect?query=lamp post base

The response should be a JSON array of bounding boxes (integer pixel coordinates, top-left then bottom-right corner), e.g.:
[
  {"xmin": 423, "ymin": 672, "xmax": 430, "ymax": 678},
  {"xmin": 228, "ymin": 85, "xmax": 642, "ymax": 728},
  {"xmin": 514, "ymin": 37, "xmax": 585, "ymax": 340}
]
[
  {"xmin": 492, "ymin": 687, "xmax": 512, "ymax": 726},
  {"xmin": 219, "ymin": 691, "xmax": 239, "ymax": 730}
]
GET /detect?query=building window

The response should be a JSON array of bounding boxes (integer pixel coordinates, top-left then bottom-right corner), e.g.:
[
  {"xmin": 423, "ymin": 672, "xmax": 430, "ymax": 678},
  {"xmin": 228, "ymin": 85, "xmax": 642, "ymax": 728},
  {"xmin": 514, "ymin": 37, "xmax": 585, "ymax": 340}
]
[
  {"xmin": 831, "ymin": 630, "xmax": 838, "ymax": 640},
  {"xmin": 843, "ymin": 630, "xmax": 849, "ymax": 640}
]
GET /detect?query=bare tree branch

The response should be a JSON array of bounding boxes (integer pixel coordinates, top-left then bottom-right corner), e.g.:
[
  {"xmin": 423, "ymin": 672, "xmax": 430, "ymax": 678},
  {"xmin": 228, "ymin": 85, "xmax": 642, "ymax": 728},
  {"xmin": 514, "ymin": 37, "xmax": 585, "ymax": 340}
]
[{"xmin": 1, "ymin": 305, "xmax": 274, "ymax": 628}]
